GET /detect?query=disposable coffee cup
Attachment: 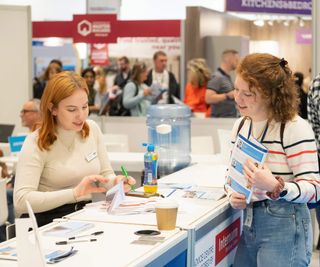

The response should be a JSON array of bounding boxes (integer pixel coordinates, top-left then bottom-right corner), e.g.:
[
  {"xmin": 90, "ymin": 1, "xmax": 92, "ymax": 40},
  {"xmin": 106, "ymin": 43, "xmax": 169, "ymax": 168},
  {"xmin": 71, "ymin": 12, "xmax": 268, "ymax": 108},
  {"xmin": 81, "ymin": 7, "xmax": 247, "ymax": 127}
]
[{"xmin": 155, "ymin": 201, "xmax": 178, "ymax": 230}]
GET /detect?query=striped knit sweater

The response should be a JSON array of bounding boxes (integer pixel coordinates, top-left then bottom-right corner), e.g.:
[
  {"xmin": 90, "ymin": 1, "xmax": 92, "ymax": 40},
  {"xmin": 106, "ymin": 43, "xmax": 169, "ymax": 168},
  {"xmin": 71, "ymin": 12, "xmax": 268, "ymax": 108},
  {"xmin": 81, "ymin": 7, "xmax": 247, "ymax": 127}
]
[{"xmin": 230, "ymin": 116, "xmax": 320, "ymax": 203}]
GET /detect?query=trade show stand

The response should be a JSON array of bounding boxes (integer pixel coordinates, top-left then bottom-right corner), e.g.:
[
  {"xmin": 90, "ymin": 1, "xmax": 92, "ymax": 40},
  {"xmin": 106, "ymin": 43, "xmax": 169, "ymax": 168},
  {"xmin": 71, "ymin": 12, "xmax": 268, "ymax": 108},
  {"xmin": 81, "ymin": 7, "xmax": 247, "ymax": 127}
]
[
  {"xmin": 0, "ymin": 221, "xmax": 188, "ymax": 267},
  {"xmin": 0, "ymin": 159, "xmax": 239, "ymax": 266},
  {"xmin": 65, "ymin": 164, "xmax": 241, "ymax": 267}
]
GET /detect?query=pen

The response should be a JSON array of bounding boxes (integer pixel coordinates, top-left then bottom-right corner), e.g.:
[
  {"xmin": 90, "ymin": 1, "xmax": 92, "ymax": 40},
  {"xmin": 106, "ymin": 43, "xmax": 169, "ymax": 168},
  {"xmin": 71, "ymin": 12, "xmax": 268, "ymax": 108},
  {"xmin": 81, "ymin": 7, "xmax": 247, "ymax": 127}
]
[
  {"xmin": 121, "ymin": 165, "xmax": 135, "ymax": 191},
  {"xmin": 56, "ymin": 239, "xmax": 97, "ymax": 245},
  {"xmin": 166, "ymin": 189, "xmax": 176, "ymax": 198},
  {"xmin": 68, "ymin": 231, "xmax": 104, "ymax": 240}
]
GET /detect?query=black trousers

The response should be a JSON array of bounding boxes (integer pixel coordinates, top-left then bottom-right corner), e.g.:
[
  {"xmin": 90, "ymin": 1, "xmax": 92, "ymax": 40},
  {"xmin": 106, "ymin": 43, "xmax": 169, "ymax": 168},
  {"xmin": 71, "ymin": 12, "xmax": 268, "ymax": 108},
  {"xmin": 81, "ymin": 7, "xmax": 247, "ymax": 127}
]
[{"xmin": 21, "ymin": 201, "xmax": 91, "ymax": 227}]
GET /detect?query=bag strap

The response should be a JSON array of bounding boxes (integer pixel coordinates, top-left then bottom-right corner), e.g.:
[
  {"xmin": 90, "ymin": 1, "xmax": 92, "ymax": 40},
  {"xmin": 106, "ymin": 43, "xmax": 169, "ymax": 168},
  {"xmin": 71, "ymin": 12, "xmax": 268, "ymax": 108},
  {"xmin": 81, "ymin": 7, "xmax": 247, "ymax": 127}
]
[
  {"xmin": 236, "ymin": 116, "xmax": 249, "ymax": 136},
  {"xmin": 280, "ymin": 122, "xmax": 286, "ymax": 151},
  {"xmin": 133, "ymin": 82, "xmax": 142, "ymax": 113},
  {"xmin": 133, "ymin": 82, "xmax": 139, "ymax": 97}
]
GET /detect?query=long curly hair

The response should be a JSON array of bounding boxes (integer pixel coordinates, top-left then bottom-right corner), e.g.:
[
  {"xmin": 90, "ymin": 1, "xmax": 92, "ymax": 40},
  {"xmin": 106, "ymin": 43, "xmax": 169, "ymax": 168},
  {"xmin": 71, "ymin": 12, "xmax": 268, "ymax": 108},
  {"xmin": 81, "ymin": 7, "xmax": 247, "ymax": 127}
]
[
  {"xmin": 187, "ymin": 58, "xmax": 211, "ymax": 87},
  {"xmin": 37, "ymin": 71, "xmax": 90, "ymax": 151},
  {"xmin": 236, "ymin": 53, "xmax": 298, "ymax": 123}
]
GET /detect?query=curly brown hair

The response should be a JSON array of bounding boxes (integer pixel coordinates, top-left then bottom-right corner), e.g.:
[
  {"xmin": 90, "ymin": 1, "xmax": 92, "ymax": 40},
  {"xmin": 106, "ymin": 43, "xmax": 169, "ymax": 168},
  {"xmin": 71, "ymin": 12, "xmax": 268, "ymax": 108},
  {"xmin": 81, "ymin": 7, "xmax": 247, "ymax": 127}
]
[{"xmin": 236, "ymin": 53, "xmax": 299, "ymax": 123}]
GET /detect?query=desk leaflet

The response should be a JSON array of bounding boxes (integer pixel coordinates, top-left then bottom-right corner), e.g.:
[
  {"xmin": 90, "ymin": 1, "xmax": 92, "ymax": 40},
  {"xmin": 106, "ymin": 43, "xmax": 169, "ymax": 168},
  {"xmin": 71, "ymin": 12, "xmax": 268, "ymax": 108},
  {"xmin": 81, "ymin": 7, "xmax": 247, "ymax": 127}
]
[{"xmin": 226, "ymin": 134, "xmax": 268, "ymax": 204}]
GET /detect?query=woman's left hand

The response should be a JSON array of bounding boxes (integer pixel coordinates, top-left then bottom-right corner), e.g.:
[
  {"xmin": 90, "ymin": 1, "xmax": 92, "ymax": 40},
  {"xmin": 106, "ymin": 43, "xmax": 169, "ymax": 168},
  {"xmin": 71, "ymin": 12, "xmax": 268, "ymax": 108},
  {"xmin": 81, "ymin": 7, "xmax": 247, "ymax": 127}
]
[
  {"xmin": 243, "ymin": 159, "xmax": 279, "ymax": 192},
  {"xmin": 114, "ymin": 175, "xmax": 136, "ymax": 193}
]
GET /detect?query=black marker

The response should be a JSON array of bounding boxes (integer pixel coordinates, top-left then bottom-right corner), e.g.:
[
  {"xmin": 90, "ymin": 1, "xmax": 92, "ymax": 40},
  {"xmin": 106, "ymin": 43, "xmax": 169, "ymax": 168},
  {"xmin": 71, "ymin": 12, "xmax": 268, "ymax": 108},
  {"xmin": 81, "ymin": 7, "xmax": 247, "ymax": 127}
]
[
  {"xmin": 56, "ymin": 238, "xmax": 97, "ymax": 245},
  {"xmin": 68, "ymin": 231, "xmax": 104, "ymax": 240}
]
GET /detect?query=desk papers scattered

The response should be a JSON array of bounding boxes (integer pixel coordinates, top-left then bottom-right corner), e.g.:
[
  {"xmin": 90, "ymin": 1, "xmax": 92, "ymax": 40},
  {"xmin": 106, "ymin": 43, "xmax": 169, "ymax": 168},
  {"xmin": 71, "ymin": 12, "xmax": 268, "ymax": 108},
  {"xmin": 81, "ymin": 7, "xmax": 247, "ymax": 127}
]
[
  {"xmin": 0, "ymin": 245, "xmax": 76, "ymax": 263},
  {"xmin": 43, "ymin": 221, "xmax": 94, "ymax": 238}
]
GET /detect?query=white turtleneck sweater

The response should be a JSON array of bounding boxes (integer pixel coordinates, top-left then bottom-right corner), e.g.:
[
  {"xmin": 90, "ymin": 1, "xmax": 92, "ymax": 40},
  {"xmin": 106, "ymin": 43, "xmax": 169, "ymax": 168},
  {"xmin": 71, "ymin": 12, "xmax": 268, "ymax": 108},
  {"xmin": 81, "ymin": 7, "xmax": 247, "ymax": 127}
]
[{"xmin": 14, "ymin": 120, "xmax": 116, "ymax": 217}]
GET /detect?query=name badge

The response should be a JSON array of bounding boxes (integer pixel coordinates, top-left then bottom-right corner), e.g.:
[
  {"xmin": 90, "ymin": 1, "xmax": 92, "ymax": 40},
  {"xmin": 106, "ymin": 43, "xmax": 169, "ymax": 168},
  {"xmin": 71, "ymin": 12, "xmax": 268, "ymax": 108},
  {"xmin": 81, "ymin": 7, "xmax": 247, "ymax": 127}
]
[{"xmin": 85, "ymin": 151, "xmax": 97, "ymax": 162}]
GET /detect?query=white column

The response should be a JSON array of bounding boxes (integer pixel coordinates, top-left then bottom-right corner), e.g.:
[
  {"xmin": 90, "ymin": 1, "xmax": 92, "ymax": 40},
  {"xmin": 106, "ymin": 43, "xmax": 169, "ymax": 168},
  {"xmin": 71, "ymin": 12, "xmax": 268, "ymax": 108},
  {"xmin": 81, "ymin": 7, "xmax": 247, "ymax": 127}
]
[
  {"xmin": 312, "ymin": 0, "xmax": 320, "ymax": 77},
  {"xmin": 180, "ymin": 20, "xmax": 186, "ymax": 100}
]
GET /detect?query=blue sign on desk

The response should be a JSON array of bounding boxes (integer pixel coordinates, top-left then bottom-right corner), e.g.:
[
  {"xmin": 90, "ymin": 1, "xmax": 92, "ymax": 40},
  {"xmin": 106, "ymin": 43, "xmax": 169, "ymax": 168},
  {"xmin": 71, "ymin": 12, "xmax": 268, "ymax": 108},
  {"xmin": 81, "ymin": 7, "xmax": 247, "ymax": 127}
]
[{"xmin": 8, "ymin": 135, "xmax": 27, "ymax": 153}]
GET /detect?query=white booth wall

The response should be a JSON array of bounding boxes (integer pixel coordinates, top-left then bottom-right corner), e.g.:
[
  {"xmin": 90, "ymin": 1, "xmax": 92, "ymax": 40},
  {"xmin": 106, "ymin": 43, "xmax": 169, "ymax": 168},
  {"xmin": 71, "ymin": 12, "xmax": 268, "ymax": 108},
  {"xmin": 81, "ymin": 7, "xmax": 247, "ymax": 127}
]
[{"xmin": 0, "ymin": 5, "xmax": 32, "ymax": 135}]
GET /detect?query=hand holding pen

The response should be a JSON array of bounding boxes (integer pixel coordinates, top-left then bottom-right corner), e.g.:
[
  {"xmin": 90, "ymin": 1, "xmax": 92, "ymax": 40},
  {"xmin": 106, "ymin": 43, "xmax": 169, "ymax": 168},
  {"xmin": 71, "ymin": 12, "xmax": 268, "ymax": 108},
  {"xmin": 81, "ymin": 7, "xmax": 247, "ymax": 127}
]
[{"xmin": 119, "ymin": 165, "xmax": 136, "ymax": 192}]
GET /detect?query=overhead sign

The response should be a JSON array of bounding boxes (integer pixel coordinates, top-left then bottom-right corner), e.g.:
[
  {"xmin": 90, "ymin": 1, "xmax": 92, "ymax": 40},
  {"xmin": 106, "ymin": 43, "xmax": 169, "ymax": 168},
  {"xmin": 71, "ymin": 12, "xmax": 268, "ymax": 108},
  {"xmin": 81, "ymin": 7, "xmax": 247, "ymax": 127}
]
[
  {"xmin": 226, "ymin": 0, "xmax": 312, "ymax": 15},
  {"xmin": 87, "ymin": 0, "xmax": 120, "ymax": 14},
  {"xmin": 73, "ymin": 14, "xmax": 118, "ymax": 43}
]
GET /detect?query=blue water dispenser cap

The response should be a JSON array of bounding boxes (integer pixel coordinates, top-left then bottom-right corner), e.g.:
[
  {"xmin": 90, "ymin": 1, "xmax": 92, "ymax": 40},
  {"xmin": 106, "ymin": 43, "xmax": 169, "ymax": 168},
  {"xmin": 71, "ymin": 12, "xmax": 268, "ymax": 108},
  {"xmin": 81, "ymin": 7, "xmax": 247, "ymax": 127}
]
[{"xmin": 142, "ymin": 143, "xmax": 155, "ymax": 152}]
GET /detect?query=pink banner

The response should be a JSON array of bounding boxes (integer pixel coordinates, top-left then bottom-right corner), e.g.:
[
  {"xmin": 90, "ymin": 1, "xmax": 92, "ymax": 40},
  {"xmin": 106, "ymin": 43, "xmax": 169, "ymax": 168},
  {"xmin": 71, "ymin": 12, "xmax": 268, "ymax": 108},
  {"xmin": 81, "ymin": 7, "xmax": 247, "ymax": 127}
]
[{"xmin": 296, "ymin": 28, "xmax": 312, "ymax": 44}]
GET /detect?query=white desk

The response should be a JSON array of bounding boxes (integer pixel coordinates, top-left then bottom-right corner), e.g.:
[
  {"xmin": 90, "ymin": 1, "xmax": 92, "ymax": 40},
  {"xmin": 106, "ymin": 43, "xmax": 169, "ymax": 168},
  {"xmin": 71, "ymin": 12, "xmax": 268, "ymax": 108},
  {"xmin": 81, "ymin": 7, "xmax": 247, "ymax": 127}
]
[
  {"xmin": 0, "ymin": 221, "xmax": 188, "ymax": 267},
  {"xmin": 65, "ymin": 164, "xmax": 240, "ymax": 267}
]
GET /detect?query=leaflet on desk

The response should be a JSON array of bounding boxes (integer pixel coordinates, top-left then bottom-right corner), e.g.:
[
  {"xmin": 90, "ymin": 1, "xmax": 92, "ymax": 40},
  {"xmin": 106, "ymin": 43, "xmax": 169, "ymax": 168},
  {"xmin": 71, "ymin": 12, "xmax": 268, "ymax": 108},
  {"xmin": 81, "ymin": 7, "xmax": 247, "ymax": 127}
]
[
  {"xmin": 226, "ymin": 134, "xmax": 268, "ymax": 204},
  {"xmin": 42, "ymin": 221, "xmax": 94, "ymax": 237},
  {"xmin": 0, "ymin": 245, "xmax": 75, "ymax": 263}
]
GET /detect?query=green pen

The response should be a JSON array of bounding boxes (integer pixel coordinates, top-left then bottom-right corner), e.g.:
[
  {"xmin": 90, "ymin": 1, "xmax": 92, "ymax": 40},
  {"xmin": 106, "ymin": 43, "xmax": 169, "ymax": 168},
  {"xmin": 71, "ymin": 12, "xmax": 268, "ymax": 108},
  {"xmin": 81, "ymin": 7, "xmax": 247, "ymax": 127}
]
[{"xmin": 121, "ymin": 165, "xmax": 135, "ymax": 191}]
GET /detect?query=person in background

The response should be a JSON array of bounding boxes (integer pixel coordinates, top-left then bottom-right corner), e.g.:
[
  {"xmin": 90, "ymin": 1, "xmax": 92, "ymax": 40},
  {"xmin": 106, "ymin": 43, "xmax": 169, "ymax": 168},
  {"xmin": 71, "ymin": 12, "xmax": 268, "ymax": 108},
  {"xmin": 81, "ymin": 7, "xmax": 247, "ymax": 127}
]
[
  {"xmin": 0, "ymin": 99, "xmax": 42, "ymax": 241},
  {"xmin": 33, "ymin": 59, "xmax": 63, "ymax": 99},
  {"xmin": 123, "ymin": 62, "xmax": 154, "ymax": 116},
  {"xmin": 293, "ymin": 72, "xmax": 308, "ymax": 119},
  {"xmin": 307, "ymin": 73, "xmax": 320, "ymax": 250},
  {"xmin": 81, "ymin": 68, "xmax": 97, "ymax": 113},
  {"xmin": 14, "ymin": 71, "xmax": 135, "ymax": 227},
  {"xmin": 114, "ymin": 56, "xmax": 131, "ymax": 91},
  {"xmin": 94, "ymin": 70, "xmax": 108, "ymax": 112},
  {"xmin": 304, "ymin": 67, "xmax": 312, "ymax": 93},
  {"xmin": 205, "ymin": 49, "xmax": 239, "ymax": 118},
  {"xmin": 20, "ymin": 99, "xmax": 41, "ymax": 131},
  {"xmin": 145, "ymin": 50, "xmax": 180, "ymax": 103},
  {"xmin": 184, "ymin": 58, "xmax": 211, "ymax": 117},
  {"xmin": 229, "ymin": 53, "xmax": 320, "ymax": 266}
]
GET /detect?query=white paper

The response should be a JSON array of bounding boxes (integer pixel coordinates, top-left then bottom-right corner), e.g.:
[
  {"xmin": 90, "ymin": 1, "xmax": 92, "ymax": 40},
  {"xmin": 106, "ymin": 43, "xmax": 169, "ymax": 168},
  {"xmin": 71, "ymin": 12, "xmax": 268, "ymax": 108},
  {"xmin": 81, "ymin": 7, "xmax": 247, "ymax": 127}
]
[
  {"xmin": 226, "ymin": 134, "xmax": 268, "ymax": 204},
  {"xmin": 42, "ymin": 221, "xmax": 94, "ymax": 237},
  {"xmin": 106, "ymin": 181, "xmax": 125, "ymax": 213}
]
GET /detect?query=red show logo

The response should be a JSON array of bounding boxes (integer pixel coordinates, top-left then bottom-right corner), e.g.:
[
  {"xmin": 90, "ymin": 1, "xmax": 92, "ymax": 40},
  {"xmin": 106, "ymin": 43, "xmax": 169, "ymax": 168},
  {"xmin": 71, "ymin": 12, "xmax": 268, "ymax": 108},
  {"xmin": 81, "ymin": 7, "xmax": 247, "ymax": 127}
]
[{"xmin": 215, "ymin": 218, "xmax": 241, "ymax": 265}]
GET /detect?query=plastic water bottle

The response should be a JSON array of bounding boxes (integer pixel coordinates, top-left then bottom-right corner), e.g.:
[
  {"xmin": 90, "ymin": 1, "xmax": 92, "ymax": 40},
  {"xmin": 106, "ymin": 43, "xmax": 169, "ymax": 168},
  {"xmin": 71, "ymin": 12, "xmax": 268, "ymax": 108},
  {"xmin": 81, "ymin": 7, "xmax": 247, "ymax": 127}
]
[
  {"xmin": 146, "ymin": 104, "xmax": 191, "ymax": 176},
  {"xmin": 143, "ymin": 143, "xmax": 158, "ymax": 194}
]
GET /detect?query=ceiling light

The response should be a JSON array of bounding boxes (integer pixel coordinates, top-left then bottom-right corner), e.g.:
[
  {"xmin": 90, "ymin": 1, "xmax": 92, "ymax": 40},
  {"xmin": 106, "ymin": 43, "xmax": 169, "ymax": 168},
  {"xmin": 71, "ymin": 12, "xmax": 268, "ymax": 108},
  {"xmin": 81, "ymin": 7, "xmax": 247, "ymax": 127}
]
[
  {"xmin": 43, "ymin": 37, "xmax": 64, "ymax": 47},
  {"xmin": 253, "ymin": 19, "xmax": 265, "ymax": 27},
  {"xmin": 267, "ymin": 20, "xmax": 274, "ymax": 26}
]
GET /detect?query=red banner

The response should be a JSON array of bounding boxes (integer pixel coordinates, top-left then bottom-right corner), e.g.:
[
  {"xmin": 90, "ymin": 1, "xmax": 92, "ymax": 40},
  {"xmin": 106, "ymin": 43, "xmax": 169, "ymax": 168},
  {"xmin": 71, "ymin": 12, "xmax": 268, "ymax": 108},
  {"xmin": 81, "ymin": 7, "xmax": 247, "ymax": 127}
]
[
  {"xmin": 33, "ymin": 15, "xmax": 181, "ymax": 43},
  {"xmin": 90, "ymin": 44, "xmax": 109, "ymax": 66},
  {"xmin": 215, "ymin": 218, "xmax": 241, "ymax": 265}
]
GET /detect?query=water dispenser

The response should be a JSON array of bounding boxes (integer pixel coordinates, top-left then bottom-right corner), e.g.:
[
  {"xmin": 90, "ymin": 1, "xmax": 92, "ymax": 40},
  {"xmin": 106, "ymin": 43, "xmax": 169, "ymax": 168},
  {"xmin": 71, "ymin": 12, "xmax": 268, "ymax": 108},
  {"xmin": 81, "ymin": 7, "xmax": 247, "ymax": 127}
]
[{"xmin": 146, "ymin": 104, "xmax": 191, "ymax": 176}]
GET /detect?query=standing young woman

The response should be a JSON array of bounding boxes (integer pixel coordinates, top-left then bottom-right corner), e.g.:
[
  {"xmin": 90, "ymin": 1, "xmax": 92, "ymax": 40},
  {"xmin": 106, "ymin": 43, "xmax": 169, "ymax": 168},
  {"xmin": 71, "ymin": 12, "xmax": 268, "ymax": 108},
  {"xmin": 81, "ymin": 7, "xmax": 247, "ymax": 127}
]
[
  {"xmin": 184, "ymin": 58, "xmax": 211, "ymax": 117},
  {"xmin": 229, "ymin": 53, "xmax": 320, "ymax": 267},
  {"xmin": 122, "ymin": 62, "xmax": 153, "ymax": 116},
  {"xmin": 14, "ymin": 71, "xmax": 135, "ymax": 226}
]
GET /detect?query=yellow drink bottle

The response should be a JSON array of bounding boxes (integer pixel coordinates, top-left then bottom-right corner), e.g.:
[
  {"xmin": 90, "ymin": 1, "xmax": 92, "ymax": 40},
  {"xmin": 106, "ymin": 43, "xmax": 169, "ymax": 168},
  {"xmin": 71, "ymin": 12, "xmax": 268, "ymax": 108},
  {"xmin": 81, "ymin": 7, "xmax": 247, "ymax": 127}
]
[{"xmin": 143, "ymin": 144, "xmax": 158, "ymax": 194}]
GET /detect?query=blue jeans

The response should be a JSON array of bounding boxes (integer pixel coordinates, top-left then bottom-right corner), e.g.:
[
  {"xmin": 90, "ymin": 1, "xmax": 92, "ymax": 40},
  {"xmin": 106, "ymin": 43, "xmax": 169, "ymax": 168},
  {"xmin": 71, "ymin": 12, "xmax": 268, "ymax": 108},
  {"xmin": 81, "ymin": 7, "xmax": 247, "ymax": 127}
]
[{"xmin": 234, "ymin": 200, "xmax": 312, "ymax": 267}]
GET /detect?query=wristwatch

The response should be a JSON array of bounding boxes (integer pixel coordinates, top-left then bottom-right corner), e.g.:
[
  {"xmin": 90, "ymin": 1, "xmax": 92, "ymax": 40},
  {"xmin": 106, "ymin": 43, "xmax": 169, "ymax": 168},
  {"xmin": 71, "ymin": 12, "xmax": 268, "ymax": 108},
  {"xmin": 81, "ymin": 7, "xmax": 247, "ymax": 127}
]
[{"xmin": 279, "ymin": 183, "xmax": 288, "ymax": 198}]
